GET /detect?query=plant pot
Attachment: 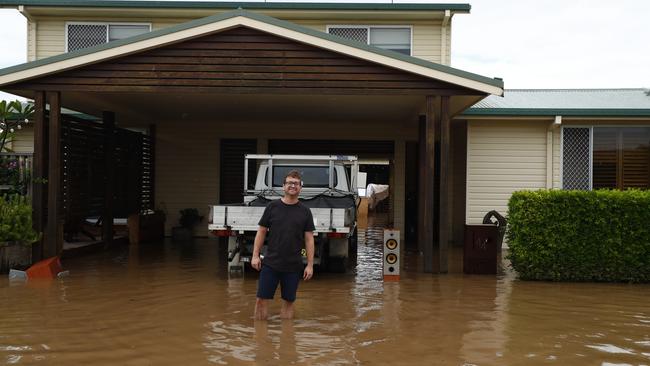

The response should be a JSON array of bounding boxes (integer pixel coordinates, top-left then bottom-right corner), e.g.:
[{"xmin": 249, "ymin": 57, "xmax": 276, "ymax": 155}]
[
  {"xmin": 171, "ymin": 227, "xmax": 193, "ymax": 243},
  {"xmin": 0, "ymin": 242, "xmax": 32, "ymax": 274}
]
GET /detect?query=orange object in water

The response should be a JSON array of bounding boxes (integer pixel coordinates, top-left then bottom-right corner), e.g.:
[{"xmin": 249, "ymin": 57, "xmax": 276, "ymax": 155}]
[{"xmin": 26, "ymin": 256, "xmax": 63, "ymax": 279}]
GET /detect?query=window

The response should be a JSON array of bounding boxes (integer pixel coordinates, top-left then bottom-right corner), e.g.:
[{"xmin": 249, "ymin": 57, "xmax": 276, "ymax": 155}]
[
  {"xmin": 66, "ymin": 22, "xmax": 151, "ymax": 52},
  {"xmin": 562, "ymin": 126, "xmax": 650, "ymax": 190},
  {"xmin": 327, "ymin": 26, "xmax": 411, "ymax": 55},
  {"xmin": 270, "ymin": 166, "xmax": 338, "ymax": 188}
]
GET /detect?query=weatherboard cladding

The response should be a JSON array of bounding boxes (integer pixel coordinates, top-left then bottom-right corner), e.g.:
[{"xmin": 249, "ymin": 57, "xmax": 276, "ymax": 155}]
[{"xmin": 7, "ymin": 26, "xmax": 473, "ymax": 95}]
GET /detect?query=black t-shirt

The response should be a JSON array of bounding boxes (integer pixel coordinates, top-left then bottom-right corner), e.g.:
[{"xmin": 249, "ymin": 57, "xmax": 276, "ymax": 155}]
[{"xmin": 258, "ymin": 199, "xmax": 316, "ymax": 272}]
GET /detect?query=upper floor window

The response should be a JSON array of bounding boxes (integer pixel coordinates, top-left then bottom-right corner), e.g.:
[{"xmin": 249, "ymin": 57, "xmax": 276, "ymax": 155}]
[
  {"xmin": 562, "ymin": 126, "xmax": 650, "ymax": 190},
  {"xmin": 66, "ymin": 22, "xmax": 151, "ymax": 52},
  {"xmin": 327, "ymin": 26, "xmax": 411, "ymax": 55}
]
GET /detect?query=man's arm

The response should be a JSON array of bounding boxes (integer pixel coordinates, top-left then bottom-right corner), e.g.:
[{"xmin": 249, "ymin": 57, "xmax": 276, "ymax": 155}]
[
  {"xmin": 303, "ymin": 231, "xmax": 314, "ymax": 280},
  {"xmin": 251, "ymin": 226, "xmax": 267, "ymax": 271}
]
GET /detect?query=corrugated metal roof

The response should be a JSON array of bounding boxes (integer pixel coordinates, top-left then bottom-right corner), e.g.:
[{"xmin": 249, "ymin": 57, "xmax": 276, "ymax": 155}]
[{"xmin": 465, "ymin": 89, "xmax": 650, "ymax": 117}]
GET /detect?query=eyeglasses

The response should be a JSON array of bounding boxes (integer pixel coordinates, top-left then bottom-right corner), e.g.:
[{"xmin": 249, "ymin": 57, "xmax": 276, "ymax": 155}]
[{"xmin": 284, "ymin": 181, "xmax": 301, "ymax": 187}]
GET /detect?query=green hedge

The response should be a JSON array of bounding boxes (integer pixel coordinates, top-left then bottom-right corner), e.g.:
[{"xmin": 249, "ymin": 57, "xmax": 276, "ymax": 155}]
[
  {"xmin": 507, "ymin": 189, "xmax": 650, "ymax": 282},
  {"xmin": 0, "ymin": 194, "xmax": 39, "ymax": 245}
]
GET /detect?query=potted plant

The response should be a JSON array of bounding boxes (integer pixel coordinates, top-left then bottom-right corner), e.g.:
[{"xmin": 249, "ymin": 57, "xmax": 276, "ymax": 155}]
[
  {"xmin": 171, "ymin": 208, "xmax": 203, "ymax": 242},
  {"xmin": 0, "ymin": 194, "xmax": 40, "ymax": 273}
]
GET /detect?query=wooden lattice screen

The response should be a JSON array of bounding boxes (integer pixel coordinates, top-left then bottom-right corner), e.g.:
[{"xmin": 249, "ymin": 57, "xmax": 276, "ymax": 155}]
[{"xmin": 60, "ymin": 115, "xmax": 153, "ymax": 235}]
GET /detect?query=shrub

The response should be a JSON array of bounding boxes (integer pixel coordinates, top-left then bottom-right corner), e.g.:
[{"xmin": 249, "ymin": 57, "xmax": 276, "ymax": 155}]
[
  {"xmin": 0, "ymin": 156, "xmax": 30, "ymax": 195},
  {"xmin": 0, "ymin": 194, "xmax": 40, "ymax": 245},
  {"xmin": 507, "ymin": 189, "xmax": 650, "ymax": 282}
]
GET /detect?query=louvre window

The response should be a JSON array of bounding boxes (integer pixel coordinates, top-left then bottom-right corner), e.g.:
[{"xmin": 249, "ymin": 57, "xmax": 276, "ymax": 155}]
[
  {"xmin": 67, "ymin": 23, "xmax": 150, "ymax": 52},
  {"xmin": 328, "ymin": 26, "xmax": 411, "ymax": 55},
  {"xmin": 562, "ymin": 126, "xmax": 650, "ymax": 190}
]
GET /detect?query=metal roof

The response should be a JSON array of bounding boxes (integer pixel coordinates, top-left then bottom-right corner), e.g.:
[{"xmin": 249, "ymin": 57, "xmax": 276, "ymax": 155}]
[
  {"xmin": 464, "ymin": 89, "xmax": 650, "ymax": 117},
  {"xmin": 0, "ymin": 0, "xmax": 471, "ymax": 12},
  {"xmin": 0, "ymin": 8, "xmax": 504, "ymax": 93}
]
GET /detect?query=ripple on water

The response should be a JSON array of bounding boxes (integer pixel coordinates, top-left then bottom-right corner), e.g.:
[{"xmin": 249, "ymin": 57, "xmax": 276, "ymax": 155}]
[{"xmin": 586, "ymin": 343, "xmax": 635, "ymax": 354}]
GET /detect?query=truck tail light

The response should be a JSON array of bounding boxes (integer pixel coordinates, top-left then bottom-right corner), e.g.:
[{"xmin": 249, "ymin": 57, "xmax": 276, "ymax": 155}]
[
  {"xmin": 211, "ymin": 229, "xmax": 233, "ymax": 237},
  {"xmin": 327, "ymin": 232, "xmax": 347, "ymax": 239}
]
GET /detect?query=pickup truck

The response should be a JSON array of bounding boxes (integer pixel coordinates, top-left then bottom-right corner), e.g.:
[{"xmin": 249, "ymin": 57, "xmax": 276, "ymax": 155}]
[{"xmin": 208, "ymin": 154, "xmax": 359, "ymax": 273}]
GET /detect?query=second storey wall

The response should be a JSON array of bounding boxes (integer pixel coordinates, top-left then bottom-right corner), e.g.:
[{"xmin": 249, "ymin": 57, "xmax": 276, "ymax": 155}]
[{"xmin": 29, "ymin": 16, "xmax": 451, "ymax": 64}]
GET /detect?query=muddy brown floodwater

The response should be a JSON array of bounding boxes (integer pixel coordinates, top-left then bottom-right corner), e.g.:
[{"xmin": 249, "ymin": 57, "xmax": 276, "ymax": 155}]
[{"xmin": 2, "ymin": 219, "xmax": 650, "ymax": 365}]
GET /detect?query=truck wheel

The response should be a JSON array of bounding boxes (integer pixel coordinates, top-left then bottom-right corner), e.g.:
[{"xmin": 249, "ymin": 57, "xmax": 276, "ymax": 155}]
[{"xmin": 348, "ymin": 229, "xmax": 358, "ymax": 267}]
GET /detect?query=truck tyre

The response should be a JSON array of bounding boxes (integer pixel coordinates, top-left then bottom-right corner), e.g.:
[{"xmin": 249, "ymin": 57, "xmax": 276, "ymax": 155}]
[{"xmin": 348, "ymin": 228, "xmax": 358, "ymax": 267}]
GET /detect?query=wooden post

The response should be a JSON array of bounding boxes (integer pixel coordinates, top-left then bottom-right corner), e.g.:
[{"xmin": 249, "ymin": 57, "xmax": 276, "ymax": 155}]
[
  {"xmin": 103, "ymin": 111, "xmax": 115, "ymax": 246},
  {"xmin": 31, "ymin": 91, "xmax": 46, "ymax": 262},
  {"xmin": 438, "ymin": 96, "xmax": 451, "ymax": 273},
  {"xmin": 148, "ymin": 124, "xmax": 156, "ymax": 210},
  {"xmin": 417, "ymin": 116, "xmax": 425, "ymax": 255},
  {"xmin": 422, "ymin": 96, "xmax": 437, "ymax": 273},
  {"xmin": 45, "ymin": 91, "xmax": 61, "ymax": 258}
]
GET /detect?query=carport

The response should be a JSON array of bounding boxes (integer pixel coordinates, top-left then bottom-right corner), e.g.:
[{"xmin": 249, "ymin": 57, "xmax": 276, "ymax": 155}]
[{"xmin": 0, "ymin": 9, "xmax": 503, "ymax": 273}]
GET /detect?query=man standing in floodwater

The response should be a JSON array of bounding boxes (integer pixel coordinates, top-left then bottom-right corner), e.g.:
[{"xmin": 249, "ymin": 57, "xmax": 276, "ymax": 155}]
[{"xmin": 251, "ymin": 170, "xmax": 315, "ymax": 320}]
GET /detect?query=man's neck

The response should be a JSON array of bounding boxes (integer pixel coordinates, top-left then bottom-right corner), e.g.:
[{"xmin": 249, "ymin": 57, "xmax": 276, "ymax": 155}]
[{"xmin": 282, "ymin": 196, "xmax": 299, "ymax": 205}]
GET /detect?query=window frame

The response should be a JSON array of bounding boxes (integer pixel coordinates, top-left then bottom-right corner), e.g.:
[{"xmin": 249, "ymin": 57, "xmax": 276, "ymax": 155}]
[
  {"xmin": 326, "ymin": 24, "xmax": 413, "ymax": 56},
  {"xmin": 561, "ymin": 125, "xmax": 650, "ymax": 190},
  {"xmin": 65, "ymin": 21, "xmax": 152, "ymax": 52}
]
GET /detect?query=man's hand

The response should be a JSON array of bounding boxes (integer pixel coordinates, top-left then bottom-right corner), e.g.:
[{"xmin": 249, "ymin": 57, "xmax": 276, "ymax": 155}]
[
  {"xmin": 251, "ymin": 226, "xmax": 267, "ymax": 272},
  {"xmin": 303, "ymin": 264, "xmax": 313, "ymax": 280},
  {"xmin": 251, "ymin": 256, "xmax": 261, "ymax": 271}
]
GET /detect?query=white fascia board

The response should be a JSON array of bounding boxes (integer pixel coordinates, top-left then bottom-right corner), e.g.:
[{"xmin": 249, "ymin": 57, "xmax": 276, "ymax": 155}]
[{"xmin": 0, "ymin": 15, "xmax": 502, "ymax": 95}]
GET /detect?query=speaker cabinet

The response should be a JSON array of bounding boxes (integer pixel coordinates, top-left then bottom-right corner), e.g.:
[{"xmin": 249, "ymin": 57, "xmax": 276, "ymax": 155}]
[{"xmin": 383, "ymin": 229, "xmax": 400, "ymax": 281}]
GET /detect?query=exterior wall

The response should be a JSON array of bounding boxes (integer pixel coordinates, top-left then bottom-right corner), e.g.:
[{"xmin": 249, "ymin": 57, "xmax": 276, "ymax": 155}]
[
  {"xmin": 553, "ymin": 126, "xmax": 561, "ymax": 188},
  {"xmin": 7, "ymin": 127, "xmax": 34, "ymax": 153},
  {"xmin": 29, "ymin": 16, "xmax": 448, "ymax": 64},
  {"xmin": 152, "ymin": 117, "xmax": 418, "ymax": 236},
  {"xmin": 466, "ymin": 119, "xmax": 549, "ymax": 224},
  {"xmin": 34, "ymin": 19, "xmax": 66, "ymax": 59}
]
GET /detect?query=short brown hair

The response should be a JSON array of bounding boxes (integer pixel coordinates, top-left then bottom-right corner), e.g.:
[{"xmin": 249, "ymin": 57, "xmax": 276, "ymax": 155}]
[{"xmin": 284, "ymin": 170, "xmax": 302, "ymax": 183}]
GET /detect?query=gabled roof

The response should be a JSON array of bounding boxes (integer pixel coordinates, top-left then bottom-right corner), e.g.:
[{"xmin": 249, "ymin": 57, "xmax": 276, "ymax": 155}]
[
  {"xmin": 0, "ymin": 1, "xmax": 471, "ymax": 12},
  {"xmin": 0, "ymin": 9, "xmax": 503, "ymax": 96},
  {"xmin": 464, "ymin": 89, "xmax": 650, "ymax": 117}
]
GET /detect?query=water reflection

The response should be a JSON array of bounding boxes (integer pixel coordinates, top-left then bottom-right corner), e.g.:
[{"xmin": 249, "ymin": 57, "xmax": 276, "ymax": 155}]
[{"xmin": 2, "ymin": 214, "xmax": 650, "ymax": 365}]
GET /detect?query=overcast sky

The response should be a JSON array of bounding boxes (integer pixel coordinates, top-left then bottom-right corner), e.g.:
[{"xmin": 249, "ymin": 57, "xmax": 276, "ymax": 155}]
[{"xmin": 0, "ymin": 0, "xmax": 648, "ymax": 101}]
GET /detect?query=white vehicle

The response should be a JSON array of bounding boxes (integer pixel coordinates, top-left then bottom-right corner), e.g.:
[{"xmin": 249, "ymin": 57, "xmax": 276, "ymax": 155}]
[{"xmin": 208, "ymin": 154, "xmax": 359, "ymax": 273}]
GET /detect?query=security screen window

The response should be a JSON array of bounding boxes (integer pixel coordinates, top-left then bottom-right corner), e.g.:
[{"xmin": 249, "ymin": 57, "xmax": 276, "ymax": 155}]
[
  {"xmin": 563, "ymin": 127, "xmax": 650, "ymax": 190},
  {"xmin": 67, "ymin": 23, "xmax": 150, "ymax": 52},
  {"xmin": 328, "ymin": 26, "xmax": 411, "ymax": 55}
]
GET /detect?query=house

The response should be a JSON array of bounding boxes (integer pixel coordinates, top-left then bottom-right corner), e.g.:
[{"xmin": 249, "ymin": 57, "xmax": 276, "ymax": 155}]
[{"xmin": 0, "ymin": 1, "xmax": 648, "ymax": 273}]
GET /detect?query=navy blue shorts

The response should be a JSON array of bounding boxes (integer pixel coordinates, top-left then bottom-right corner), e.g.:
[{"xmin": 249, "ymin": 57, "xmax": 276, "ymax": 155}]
[{"xmin": 257, "ymin": 264, "xmax": 301, "ymax": 302}]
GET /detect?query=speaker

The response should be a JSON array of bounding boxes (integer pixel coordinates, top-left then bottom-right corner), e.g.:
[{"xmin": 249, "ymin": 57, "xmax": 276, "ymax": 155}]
[{"xmin": 383, "ymin": 229, "xmax": 400, "ymax": 281}]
